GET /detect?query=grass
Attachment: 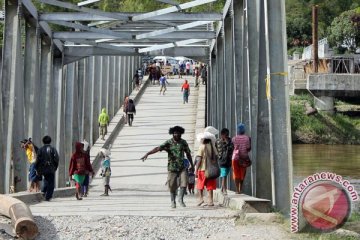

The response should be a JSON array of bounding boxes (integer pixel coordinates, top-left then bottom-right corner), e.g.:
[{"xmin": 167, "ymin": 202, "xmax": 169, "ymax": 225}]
[{"xmin": 290, "ymin": 94, "xmax": 360, "ymax": 144}]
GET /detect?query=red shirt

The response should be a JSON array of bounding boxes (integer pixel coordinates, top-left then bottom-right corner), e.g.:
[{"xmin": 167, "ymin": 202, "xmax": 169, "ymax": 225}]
[{"xmin": 182, "ymin": 83, "xmax": 190, "ymax": 90}]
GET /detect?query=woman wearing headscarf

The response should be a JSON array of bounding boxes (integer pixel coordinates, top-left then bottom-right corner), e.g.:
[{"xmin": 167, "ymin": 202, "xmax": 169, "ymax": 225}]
[
  {"xmin": 195, "ymin": 129, "xmax": 218, "ymax": 206},
  {"xmin": 232, "ymin": 123, "xmax": 251, "ymax": 194},
  {"xmin": 69, "ymin": 142, "xmax": 94, "ymax": 200}
]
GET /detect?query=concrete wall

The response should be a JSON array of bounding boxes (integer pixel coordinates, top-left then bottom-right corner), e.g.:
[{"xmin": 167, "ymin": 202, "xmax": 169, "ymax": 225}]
[{"xmin": 308, "ymin": 74, "xmax": 360, "ymax": 97}]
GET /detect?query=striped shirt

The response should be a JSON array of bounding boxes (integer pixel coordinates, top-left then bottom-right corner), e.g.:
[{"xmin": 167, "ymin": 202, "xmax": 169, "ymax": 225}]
[{"xmin": 232, "ymin": 135, "xmax": 251, "ymax": 159}]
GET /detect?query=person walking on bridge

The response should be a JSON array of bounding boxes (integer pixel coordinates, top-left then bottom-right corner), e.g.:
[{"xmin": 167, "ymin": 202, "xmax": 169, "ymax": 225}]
[
  {"xmin": 181, "ymin": 80, "xmax": 190, "ymax": 104},
  {"xmin": 35, "ymin": 136, "xmax": 59, "ymax": 201},
  {"xmin": 98, "ymin": 108, "xmax": 110, "ymax": 140},
  {"xmin": 126, "ymin": 99, "xmax": 136, "ymax": 126},
  {"xmin": 69, "ymin": 142, "xmax": 94, "ymax": 200},
  {"xmin": 232, "ymin": 123, "xmax": 251, "ymax": 194},
  {"xmin": 216, "ymin": 128, "xmax": 234, "ymax": 195},
  {"xmin": 141, "ymin": 126, "xmax": 195, "ymax": 208},
  {"xmin": 159, "ymin": 74, "xmax": 169, "ymax": 95}
]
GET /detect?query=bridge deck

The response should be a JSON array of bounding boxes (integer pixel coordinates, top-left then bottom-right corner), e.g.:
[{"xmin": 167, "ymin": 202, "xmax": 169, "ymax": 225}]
[{"xmin": 29, "ymin": 76, "xmax": 238, "ymax": 218}]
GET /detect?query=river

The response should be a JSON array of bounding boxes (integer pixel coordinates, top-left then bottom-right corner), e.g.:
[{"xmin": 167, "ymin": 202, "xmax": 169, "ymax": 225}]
[{"xmin": 293, "ymin": 144, "xmax": 360, "ymax": 179}]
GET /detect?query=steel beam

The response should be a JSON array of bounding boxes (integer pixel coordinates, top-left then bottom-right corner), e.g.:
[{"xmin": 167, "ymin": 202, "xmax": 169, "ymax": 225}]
[
  {"xmin": 139, "ymin": 39, "xmax": 207, "ymax": 53},
  {"xmin": 114, "ymin": 56, "xmax": 119, "ymax": 112},
  {"xmin": 53, "ymin": 57, "xmax": 65, "ymax": 187},
  {"xmin": 22, "ymin": 0, "xmax": 63, "ymax": 52},
  {"xmin": 38, "ymin": 0, "xmax": 130, "ymax": 21},
  {"xmin": 246, "ymin": 0, "xmax": 261, "ymax": 197},
  {"xmin": 155, "ymin": 0, "xmax": 179, "ymax": 5},
  {"xmin": 132, "ymin": 0, "xmax": 217, "ymax": 21},
  {"xmin": 24, "ymin": 23, "xmax": 41, "ymax": 145},
  {"xmin": 136, "ymin": 21, "xmax": 212, "ymax": 39},
  {"xmin": 53, "ymin": 31, "xmax": 216, "ymax": 40},
  {"xmin": 78, "ymin": 0, "xmax": 100, "ymax": 7},
  {"xmin": 21, "ymin": 0, "xmax": 38, "ymax": 20},
  {"xmin": 39, "ymin": 41, "xmax": 53, "ymax": 138},
  {"xmin": 88, "ymin": 57, "xmax": 95, "ymax": 145},
  {"xmin": 256, "ymin": 0, "xmax": 271, "ymax": 201},
  {"xmin": 64, "ymin": 40, "xmax": 136, "ymax": 53},
  {"xmin": 92, "ymin": 57, "xmax": 101, "ymax": 143},
  {"xmin": 40, "ymin": 12, "xmax": 222, "ymax": 22},
  {"xmin": 78, "ymin": 59, "xmax": 85, "ymax": 140},
  {"xmin": 150, "ymin": 47, "xmax": 207, "ymax": 57},
  {"xmin": 64, "ymin": 63, "xmax": 75, "ymax": 179},
  {"xmin": 64, "ymin": 46, "xmax": 139, "ymax": 57},
  {"xmin": 266, "ymin": 0, "xmax": 292, "ymax": 214},
  {"xmin": 46, "ymin": 20, "xmax": 133, "ymax": 39},
  {"xmin": 2, "ymin": 0, "xmax": 26, "ymax": 193}
]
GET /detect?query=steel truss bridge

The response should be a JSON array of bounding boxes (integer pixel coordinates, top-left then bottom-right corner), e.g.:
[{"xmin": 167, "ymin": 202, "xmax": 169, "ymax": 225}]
[{"xmin": 0, "ymin": 0, "xmax": 292, "ymax": 214}]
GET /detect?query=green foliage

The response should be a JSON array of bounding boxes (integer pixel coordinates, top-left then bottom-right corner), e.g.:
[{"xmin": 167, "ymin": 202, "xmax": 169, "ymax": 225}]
[
  {"xmin": 328, "ymin": 8, "xmax": 360, "ymax": 53},
  {"xmin": 286, "ymin": 0, "xmax": 360, "ymax": 49}
]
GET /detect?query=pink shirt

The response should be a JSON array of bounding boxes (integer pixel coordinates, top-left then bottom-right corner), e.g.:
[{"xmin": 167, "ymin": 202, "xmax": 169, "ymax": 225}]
[{"xmin": 232, "ymin": 135, "xmax": 251, "ymax": 159}]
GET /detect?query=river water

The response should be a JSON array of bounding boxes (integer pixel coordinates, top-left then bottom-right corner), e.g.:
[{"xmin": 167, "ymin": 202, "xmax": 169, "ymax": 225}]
[{"xmin": 293, "ymin": 144, "xmax": 360, "ymax": 179}]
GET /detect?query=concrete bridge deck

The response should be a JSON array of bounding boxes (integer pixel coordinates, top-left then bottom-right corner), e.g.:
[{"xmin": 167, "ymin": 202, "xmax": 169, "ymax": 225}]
[{"xmin": 28, "ymin": 76, "xmax": 238, "ymax": 218}]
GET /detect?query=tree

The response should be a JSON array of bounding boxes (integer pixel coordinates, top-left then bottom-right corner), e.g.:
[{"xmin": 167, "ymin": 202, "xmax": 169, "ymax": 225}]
[{"xmin": 328, "ymin": 8, "xmax": 360, "ymax": 53}]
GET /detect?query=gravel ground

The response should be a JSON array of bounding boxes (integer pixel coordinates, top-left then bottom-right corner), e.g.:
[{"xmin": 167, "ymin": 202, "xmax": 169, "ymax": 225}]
[{"xmin": 0, "ymin": 215, "xmax": 238, "ymax": 240}]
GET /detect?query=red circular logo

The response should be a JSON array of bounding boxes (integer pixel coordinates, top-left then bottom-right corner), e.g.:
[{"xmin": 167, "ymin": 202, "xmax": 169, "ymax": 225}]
[{"xmin": 301, "ymin": 182, "xmax": 351, "ymax": 231}]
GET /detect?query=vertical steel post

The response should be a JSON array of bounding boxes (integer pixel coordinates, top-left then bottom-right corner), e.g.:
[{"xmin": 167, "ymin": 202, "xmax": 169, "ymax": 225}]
[
  {"xmin": 224, "ymin": 15, "xmax": 234, "ymax": 132},
  {"xmin": 265, "ymin": 0, "xmax": 293, "ymax": 214},
  {"xmin": 114, "ymin": 56, "xmax": 119, "ymax": 111},
  {"xmin": 77, "ymin": 59, "xmax": 85, "ymax": 140},
  {"xmin": 24, "ymin": 23, "xmax": 41, "ymax": 144},
  {"xmin": 53, "ymin": 57, "xmax": 65, "ymax": 187},
  {"xmin": 102, "ymin": 56, "xmax": 109, "ymax": 112},
  {"xmin": 2, "ymin": 0, "xmax": 26, "ymax": 192},
  {"xmin": 64, "ymin": 63, "xmax": 76, "ymax": 178},
  {"xmin": 40, "ymin": 41, "xmax": 54, "ymax": 138},
  {"xmin": 216, "ymin": 35, "xmax": 225, "ymax": 131},
  {"xmin": 256, "ymin": 0, "xmax": 272, "ymax": 200},
  {"xmin": 108, "ymin": 56, "xmax": 115, "ymax": 118},
  {"xmin": 124, "ymin": 56, "xmax": 129, "ymax": 97},
  {"xmin": 243, "ymin": 0, "xmax": 261, "ymax": 196},
  {"xmin": 92, "ymin": 57, "xmax": 101, "ymax": 143},
  {"xmin": 88, "ymin": 57, "xmax": 95, "ymax": 145},
  {"xmin": 233, "ymin": 0, "xmax": 244, "ymax": 135}
]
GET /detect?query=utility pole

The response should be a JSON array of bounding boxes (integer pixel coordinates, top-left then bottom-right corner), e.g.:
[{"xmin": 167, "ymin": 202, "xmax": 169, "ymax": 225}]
[{"xmin": 312, "ymin": 5, "xmax": 319, "ymax": 73}]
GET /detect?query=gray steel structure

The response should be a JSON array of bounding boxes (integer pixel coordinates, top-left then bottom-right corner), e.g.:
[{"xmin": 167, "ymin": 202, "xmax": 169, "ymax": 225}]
[{"xmin": 0, "ymin": 0, "xmax": 292, "ymax": 214}]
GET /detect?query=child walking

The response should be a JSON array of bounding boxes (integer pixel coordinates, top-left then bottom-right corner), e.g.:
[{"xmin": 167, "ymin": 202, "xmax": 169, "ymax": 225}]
[
  {"xmin": 126, "ymin": 99, "xmax": 136, "ymax": 126},
  {"xmin": 20, "ymin": 138, "xmax": 41, "ymax": 192},
  {"xmin": 159, "ymin": 74, "xmax": 169, "ymax": 95},
  {"xmin": 99, "ymin": 147, "xmax": 112, "ymax": 196},
  {"xmin": 188, "ymin": 170, "xmax": 195, "ymax": 194}
]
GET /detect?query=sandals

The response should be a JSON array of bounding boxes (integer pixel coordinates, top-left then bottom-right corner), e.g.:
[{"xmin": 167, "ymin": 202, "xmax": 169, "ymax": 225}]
[{"xmin": 197, "ymin": 200, "xmax": 205, "ymax": 206}]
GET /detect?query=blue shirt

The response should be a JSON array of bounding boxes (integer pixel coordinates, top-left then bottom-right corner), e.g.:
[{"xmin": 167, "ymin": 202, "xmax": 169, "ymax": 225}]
[{"xmin": 159, "ymin": 76, "xmax": 167, "ymax": 85}]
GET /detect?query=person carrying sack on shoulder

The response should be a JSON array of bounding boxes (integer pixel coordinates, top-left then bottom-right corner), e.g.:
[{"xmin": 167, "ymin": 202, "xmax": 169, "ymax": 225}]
[
  {"xmin": 195, "ymin": 128, "xmax": 219, "ymax": 207},
  {"xmin": 232, "ymin": 123, "xmax": 251, "ymax": 194}
]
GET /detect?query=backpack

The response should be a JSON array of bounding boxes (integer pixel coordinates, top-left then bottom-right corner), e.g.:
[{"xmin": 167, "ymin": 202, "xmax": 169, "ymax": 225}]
[{"xmin": 38, "ymin": 146, "xmax": 58, "ymax": 175}]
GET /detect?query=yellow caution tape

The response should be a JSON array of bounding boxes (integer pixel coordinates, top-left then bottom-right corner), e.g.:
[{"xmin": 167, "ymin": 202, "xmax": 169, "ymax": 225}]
[{"xmin": 265, "ymin": 72, "xmax": 288, "ymax": 100}]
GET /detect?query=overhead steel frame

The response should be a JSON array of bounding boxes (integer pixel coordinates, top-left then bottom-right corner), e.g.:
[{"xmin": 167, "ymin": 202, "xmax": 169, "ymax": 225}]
[
  {"xmin": 207, "ymin": 0, "xmax": 292, "ymax": 214},
  {"xmin": 0, "ymin": 0, "xmax": 141, "ymax": 192},
  {"xmin": 0, "ymin": 0, "xmax": 291, "ymax": 215}
]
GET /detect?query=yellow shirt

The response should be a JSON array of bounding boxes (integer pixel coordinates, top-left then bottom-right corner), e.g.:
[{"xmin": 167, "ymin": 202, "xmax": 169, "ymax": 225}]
[{"xmin": 25, "ymin": 145, "xmax": 36, "ymax": 164}]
